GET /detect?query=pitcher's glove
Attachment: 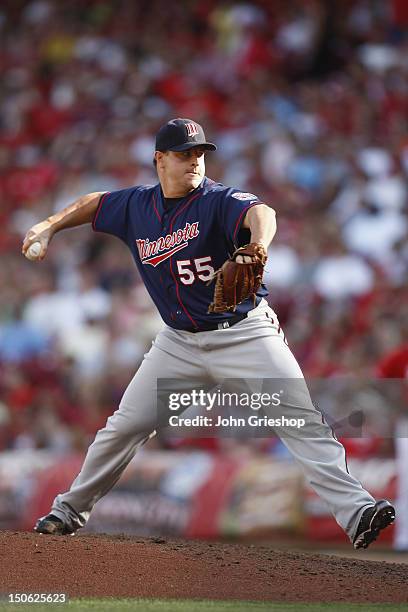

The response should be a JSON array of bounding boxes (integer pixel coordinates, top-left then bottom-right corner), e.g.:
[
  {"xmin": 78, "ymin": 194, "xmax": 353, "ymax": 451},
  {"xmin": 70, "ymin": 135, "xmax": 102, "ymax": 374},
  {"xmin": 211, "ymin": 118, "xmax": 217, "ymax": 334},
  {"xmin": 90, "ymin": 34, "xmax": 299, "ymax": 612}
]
[{"xmin": 208, "ymin": 243, "xmax": 267, "ymax": 313}]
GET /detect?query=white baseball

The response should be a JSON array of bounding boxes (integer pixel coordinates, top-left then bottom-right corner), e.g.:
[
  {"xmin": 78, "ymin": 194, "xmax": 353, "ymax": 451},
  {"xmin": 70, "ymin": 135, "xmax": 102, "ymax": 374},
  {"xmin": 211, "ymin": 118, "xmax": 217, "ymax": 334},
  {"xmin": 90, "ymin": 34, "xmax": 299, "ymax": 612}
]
[{"xmin": 26, "ymin": 241, "xmax": 42, "ymax": 261}]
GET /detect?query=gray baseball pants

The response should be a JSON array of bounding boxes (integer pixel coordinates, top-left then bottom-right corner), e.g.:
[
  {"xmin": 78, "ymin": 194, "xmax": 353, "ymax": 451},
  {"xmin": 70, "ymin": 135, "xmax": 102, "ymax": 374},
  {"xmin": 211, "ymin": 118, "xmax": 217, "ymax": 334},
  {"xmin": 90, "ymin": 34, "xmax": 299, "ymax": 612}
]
[{"xmin": 50, "ymin": 299, "xmax": 375, "ymax": 539}]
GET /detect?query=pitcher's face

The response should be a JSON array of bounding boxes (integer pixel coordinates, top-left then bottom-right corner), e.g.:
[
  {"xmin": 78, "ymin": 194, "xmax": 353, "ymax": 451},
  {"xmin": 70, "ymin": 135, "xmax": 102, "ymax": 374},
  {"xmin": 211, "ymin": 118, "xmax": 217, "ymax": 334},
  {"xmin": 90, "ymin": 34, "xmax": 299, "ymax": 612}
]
[{"xmin": 156, "ymin": 146, "xmax": 206, "ymax": 196}]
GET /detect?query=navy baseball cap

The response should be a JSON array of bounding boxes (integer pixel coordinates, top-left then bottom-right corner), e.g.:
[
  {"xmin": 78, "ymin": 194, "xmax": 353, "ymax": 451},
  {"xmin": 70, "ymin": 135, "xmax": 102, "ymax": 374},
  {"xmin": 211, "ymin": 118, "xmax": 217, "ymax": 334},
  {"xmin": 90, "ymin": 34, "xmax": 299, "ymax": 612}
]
[{"xmin": 155, "ymin": 118, "xmax": 217, "ymax": 152}]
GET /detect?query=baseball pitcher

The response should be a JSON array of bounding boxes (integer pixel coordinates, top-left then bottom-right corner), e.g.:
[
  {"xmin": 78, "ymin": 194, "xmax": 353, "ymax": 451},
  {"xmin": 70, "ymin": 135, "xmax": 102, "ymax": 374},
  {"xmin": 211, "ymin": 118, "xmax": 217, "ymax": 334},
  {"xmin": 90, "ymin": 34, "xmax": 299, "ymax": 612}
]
[{"xmin": 22, "ymin": 118, "xmax": 395, "ymax": 548}]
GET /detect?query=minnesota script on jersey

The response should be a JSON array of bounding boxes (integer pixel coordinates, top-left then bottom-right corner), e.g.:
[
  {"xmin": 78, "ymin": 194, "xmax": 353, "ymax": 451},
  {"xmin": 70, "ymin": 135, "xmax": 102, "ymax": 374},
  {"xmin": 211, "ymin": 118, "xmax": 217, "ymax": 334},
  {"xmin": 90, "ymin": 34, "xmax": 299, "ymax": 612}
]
[{"xmin": 92, "ymin": 178, "xmax": 268, "ymax": 330}]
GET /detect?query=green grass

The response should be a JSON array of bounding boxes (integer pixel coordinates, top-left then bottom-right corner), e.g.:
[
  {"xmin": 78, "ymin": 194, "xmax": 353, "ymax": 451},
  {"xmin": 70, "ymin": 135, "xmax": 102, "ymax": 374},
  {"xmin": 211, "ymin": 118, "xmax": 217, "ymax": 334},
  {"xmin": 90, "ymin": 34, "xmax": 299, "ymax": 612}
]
[{"xmin": 0, "ymin": 599, "xmax": 407, "ymax": 612}]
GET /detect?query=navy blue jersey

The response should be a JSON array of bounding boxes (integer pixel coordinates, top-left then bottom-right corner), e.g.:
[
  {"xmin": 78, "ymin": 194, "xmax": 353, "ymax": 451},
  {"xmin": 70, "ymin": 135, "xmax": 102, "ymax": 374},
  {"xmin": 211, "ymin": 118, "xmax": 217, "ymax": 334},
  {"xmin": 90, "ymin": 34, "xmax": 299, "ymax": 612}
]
[{"xmin": 92, "ymin": 177, "xmax": 268, "ymax": 331}]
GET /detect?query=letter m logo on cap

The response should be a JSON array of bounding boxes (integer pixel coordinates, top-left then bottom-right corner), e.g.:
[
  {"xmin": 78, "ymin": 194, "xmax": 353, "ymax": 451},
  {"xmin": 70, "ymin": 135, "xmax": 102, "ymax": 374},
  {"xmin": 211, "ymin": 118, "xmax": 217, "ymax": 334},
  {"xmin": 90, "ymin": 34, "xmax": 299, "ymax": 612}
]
[{"xmin": 186, "ymin": 122, "xmax": 199, "ymax": 137}]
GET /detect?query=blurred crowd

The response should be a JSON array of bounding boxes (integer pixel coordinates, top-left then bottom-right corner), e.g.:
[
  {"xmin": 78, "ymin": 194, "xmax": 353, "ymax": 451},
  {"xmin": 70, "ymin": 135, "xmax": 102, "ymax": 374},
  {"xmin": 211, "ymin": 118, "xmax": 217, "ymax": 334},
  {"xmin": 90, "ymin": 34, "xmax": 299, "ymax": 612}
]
[{"xmin": 0, "ymin": 0, "xmax": 407, "ymax": 453}]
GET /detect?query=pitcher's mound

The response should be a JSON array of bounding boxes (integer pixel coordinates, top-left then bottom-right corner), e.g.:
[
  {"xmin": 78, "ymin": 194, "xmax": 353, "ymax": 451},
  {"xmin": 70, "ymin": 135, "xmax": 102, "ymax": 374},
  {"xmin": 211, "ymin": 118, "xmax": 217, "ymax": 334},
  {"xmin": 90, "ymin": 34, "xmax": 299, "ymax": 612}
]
[{"xmin": 1, "ymin": 532, "xmax": 407, "ymax": 603}]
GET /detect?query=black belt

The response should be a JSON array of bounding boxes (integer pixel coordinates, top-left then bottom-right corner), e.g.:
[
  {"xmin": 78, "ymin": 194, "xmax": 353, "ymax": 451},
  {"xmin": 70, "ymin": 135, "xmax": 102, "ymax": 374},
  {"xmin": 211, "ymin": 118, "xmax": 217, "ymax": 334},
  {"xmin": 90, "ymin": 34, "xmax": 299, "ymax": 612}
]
[{"xmin": 187, "ymin": 312, "xmax": 248, "ymax": 333}]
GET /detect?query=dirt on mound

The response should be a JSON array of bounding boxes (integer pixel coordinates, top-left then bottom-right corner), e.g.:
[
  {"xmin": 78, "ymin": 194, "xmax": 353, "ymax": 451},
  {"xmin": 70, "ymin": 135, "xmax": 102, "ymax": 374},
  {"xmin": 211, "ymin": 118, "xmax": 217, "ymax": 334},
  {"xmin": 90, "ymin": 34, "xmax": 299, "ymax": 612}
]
[{"xmin": 1, "ymin": 532, "xmax": 407, "ymax": 603}]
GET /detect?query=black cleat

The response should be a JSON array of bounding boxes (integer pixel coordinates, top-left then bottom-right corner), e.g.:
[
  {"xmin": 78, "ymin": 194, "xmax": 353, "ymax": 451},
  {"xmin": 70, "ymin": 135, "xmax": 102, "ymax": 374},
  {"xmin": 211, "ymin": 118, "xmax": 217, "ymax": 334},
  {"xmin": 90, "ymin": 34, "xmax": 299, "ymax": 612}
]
[
  {"xmin": 34, "ymin": 514, "xmax": 75, "ymax": 536},
  {"xmin": 353, "ymin": 500, "xmax": 395, "ymax": 549}
]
